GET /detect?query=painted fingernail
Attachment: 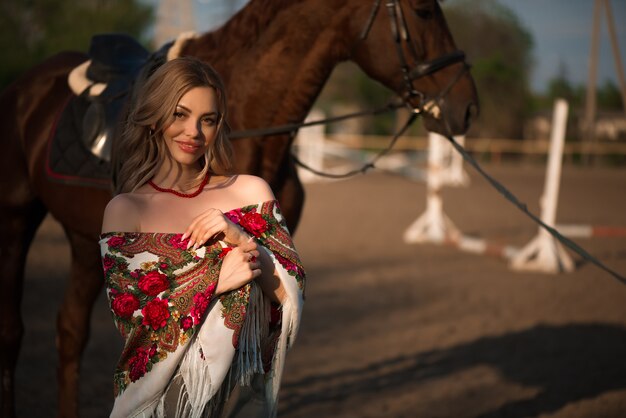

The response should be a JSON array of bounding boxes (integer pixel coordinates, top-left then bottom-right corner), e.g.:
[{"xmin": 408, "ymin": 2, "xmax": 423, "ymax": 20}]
[
  {"xmin": 187, "ymin": 241, "xmax": 194, "ymax": 250},
  {"xmin": 181, "ymin": 233, "xmax": 187, "ymax": 241}
]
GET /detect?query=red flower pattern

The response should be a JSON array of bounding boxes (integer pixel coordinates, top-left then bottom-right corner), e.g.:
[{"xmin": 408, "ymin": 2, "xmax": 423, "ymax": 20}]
[
  {"xmin": 180, "ymin": 316, "xmax": 193, "ymax": 331},
  {"xmin": 276, "ymin": 253, "xmax": 298, "ymax": 273},
  {"xmin": 142, "ymin": 298, "xmax": 171, "ymax": 330},
  {"xmin": 102, "ymin": 255, "xmax": 115, "ymax": 273},
  {"xmin": 128, "ymin": 348, "xmax": 149, "ymax": 382},
  {"xmin": 168, "ymin": 234, "xmax": 189, "ymax": 250},
  {"xmin": 239, "ymin": 211, "xmax": 268, "ymax": 237},
  {"xmin": 138, "ymin": 271, "xmax": 170, "ymax": 296},
  {"xmin": 218, "ymin": 247, "xmax": 233, "ymax": 259},
  {"xmin": 111, "ymin": 293, "xmax": 140, "ymax": 319},
  {"xmin": 224, "ymin": 208, "xmax": 244, "ymax": 224},
  {"xmin": 191, "ymin": 293, "xmax": 210, "ymax": 325},
  {"xmin": 190, "ymin": 283, "xmax": 217, "ymax": 325},
  {"xmin": 107, "ymin": 236, "xmax": 126, "ymax": 247}
]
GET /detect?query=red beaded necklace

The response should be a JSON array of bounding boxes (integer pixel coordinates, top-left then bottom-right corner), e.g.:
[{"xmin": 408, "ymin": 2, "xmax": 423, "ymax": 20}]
[{"xmin": 148, "ymin": 174, "xmax": 209, "ymax": 198}]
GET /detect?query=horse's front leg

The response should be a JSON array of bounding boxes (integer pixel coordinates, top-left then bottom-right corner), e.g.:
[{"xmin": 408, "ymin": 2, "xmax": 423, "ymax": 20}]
[
  {"xmin": 56, "ymin": 230, "xmax": 103, "ymax": 418},
  {"xmin": 0, "ymin": 203, "xmax": 47, "ymax": 418},
  {"xmin": 273, "ymin": 157, "xmax": 305, "ymax": 234},
  {"xmin": 255, "ymin": 136, "xmax": 305, "ymax": 233}
]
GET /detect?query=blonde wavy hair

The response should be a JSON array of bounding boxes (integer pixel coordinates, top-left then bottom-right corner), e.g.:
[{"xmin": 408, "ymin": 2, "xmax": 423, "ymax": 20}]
[{"xmin": 112, "ymin": 56, "xmax": 233, "ymax": 194}]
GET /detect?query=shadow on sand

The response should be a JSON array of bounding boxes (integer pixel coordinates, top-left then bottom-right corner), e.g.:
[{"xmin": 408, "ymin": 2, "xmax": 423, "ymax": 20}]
[{"xmin": 280, "ymin": 323, "xmax": 626, "ymax": 417}]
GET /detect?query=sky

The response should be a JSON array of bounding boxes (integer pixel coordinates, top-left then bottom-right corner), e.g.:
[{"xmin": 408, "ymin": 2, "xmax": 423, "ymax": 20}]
[
  {"xmin": 497, "ymin": 0, "xmax": 626, "ymax": 92},
  {"xmin": 154, "ymin": 0, "xmax": 626, "ymax": 93}
]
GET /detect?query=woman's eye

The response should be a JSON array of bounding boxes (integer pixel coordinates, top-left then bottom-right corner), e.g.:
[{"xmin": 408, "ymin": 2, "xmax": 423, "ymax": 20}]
[
  {"xmin": 202, "ymin": 118, "xmax": 216, "ymax": 126},
  {"xmin": 174, "ymin": 112, "xmax": 185, "ymax": 119}
]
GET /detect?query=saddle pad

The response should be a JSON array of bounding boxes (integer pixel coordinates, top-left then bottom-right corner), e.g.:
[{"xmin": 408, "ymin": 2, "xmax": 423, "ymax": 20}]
[{"xmin": 46, "ymin": 94, "xmax": 112, "ymax": 189}]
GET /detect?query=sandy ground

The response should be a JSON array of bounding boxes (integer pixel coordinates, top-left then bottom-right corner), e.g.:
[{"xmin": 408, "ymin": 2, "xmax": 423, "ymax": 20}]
[{"xmin": 15, "ymin": 162, "xmax": 626, "ymax": 417}]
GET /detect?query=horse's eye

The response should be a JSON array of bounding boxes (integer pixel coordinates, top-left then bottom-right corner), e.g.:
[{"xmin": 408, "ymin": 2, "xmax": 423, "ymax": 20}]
[
  {"xmin": 415, "ymin": 9, "xmax": 433, "ymax": 19},
  {"xmin": 409, "ymin": 0, "xmax": 435, "ymax": 19}
]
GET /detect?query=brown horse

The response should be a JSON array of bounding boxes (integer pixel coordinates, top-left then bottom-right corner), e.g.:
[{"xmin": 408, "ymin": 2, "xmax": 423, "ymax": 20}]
[{"xmin": 0, "ymin": 0, "xmax": 477, "ymax": 416}]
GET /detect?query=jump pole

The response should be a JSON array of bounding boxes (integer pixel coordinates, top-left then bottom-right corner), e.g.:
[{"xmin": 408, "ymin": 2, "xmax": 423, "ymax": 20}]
[
  {"xmin": 403, "ymin": 132, "xmax": 466, "ymax": 243},
  {"xmin": 554, "ymin": 224, "xmax": 626, "ymax": 238},
  {"xmin": 510, "ymin": 99, "xmax": 575, "ymax": 273},
  {"xmin": 442, "ymin": 134, "xmax": 469, "ymax": 186}
]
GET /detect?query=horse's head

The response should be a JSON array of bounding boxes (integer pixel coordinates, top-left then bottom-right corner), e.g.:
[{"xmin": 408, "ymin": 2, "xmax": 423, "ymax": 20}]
[{"xmin": 348, "ymin": 0, "xmax": 478, "ymax": 135}]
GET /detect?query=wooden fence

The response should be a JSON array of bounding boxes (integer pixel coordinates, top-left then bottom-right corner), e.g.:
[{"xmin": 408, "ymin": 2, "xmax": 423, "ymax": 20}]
[{"xmin": 325, "ymin": 133, "xmax": 626, "ymax": 157}]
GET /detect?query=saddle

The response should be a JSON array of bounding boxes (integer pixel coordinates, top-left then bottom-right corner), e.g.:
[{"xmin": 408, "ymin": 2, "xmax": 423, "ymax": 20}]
[{"xmin": 48, "ymin": 33, "xmax": 171, "ymax": 188}]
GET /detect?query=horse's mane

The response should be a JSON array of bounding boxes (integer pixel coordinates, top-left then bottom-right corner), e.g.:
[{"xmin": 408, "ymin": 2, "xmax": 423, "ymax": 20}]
[{"xmin": 186, "ymin": 0, "xmax": 309, "ymax": 60}]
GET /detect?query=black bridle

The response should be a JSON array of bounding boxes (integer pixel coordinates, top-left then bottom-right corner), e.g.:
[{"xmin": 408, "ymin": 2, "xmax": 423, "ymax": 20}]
[{"xmin": 360, "ymin": 0, "xmax": 467, "ymax": 113}]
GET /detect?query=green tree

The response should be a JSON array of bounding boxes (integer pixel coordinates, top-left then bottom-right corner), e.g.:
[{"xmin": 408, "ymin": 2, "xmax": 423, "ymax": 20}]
[
  {"xmin": 597, "ymin": 80, "xmax": 623, "ymax": 110},
  {"xmin": 544, "ymin": 62, "xmax": 584, "ymax": 108},
  {"xmin": 0, "ymin": 0, "xmax": 154, "ymax": 90},
  {"xmin": 539, "ymin": 63, "xmax": 623, "ymax": 113},
  {"xmin": 443, "ymin": 0, "xmax": 534, "ymax": 138}
]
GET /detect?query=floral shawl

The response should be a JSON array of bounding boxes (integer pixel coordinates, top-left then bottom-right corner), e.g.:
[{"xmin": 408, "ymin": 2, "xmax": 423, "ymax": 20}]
[{"xmin": 99, "ymin": 200, "xmax": 305, "ymax": 418}]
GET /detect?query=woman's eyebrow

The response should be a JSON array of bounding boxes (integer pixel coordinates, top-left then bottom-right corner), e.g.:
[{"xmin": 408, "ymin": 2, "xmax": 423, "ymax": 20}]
[{"xmin": 175, "ymin": 104, "xmax": 218, "ymax": 116}]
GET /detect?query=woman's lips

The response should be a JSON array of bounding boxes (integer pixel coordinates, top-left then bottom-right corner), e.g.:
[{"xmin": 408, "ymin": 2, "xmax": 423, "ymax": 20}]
[{"xmin": 176, "ymin": 141, "xmax": 201, "ymax": 154}]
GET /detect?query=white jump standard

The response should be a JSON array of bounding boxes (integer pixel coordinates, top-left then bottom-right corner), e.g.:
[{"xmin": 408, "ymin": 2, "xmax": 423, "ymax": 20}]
[{"xmin": 510, "ymin": 99, "xmax": 575, "ymax": 274}]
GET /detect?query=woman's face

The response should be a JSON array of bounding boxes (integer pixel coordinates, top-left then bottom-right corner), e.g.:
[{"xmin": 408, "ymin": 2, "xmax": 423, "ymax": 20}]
[{"xmin": 162, "ymin": 86, "xmax": 220, "ymax": 167}]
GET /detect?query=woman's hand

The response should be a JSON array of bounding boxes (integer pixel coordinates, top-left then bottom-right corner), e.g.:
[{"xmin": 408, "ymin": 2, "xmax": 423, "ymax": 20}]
[
  {"xmin": 216, "ymin": 239, "xmax": 261, "ymax": 295},
  {"xmin": 182, "ymin": 208, "xmax": 250, "ymax": 250}
]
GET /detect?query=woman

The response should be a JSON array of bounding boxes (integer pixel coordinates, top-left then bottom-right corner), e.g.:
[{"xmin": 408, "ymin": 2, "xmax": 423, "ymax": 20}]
[{"xmin": 100, "ymin": 57, "xmax": 305, "ymax": 417}]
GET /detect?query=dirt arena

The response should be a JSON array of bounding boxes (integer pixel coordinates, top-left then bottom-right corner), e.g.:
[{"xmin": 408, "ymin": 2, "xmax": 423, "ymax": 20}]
[{"xmin": 16, "ymin": 162, "xmax": 626, "ymax": 417}]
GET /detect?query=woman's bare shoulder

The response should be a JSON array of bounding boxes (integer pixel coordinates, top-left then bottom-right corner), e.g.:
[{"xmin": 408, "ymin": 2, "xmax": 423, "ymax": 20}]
[
  {"xmin": 101, "ymin": 193, "xmax": 141, "ymax": 233},
  {"xmin": 230, "ymin": 174, "xmax": 275, "ymax": 203}
]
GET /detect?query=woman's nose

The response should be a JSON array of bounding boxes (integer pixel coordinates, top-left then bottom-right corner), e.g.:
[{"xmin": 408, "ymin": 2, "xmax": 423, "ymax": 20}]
[{"xmin": 184, "ymin": 119, "xmax": 200, "ymax": 137}]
